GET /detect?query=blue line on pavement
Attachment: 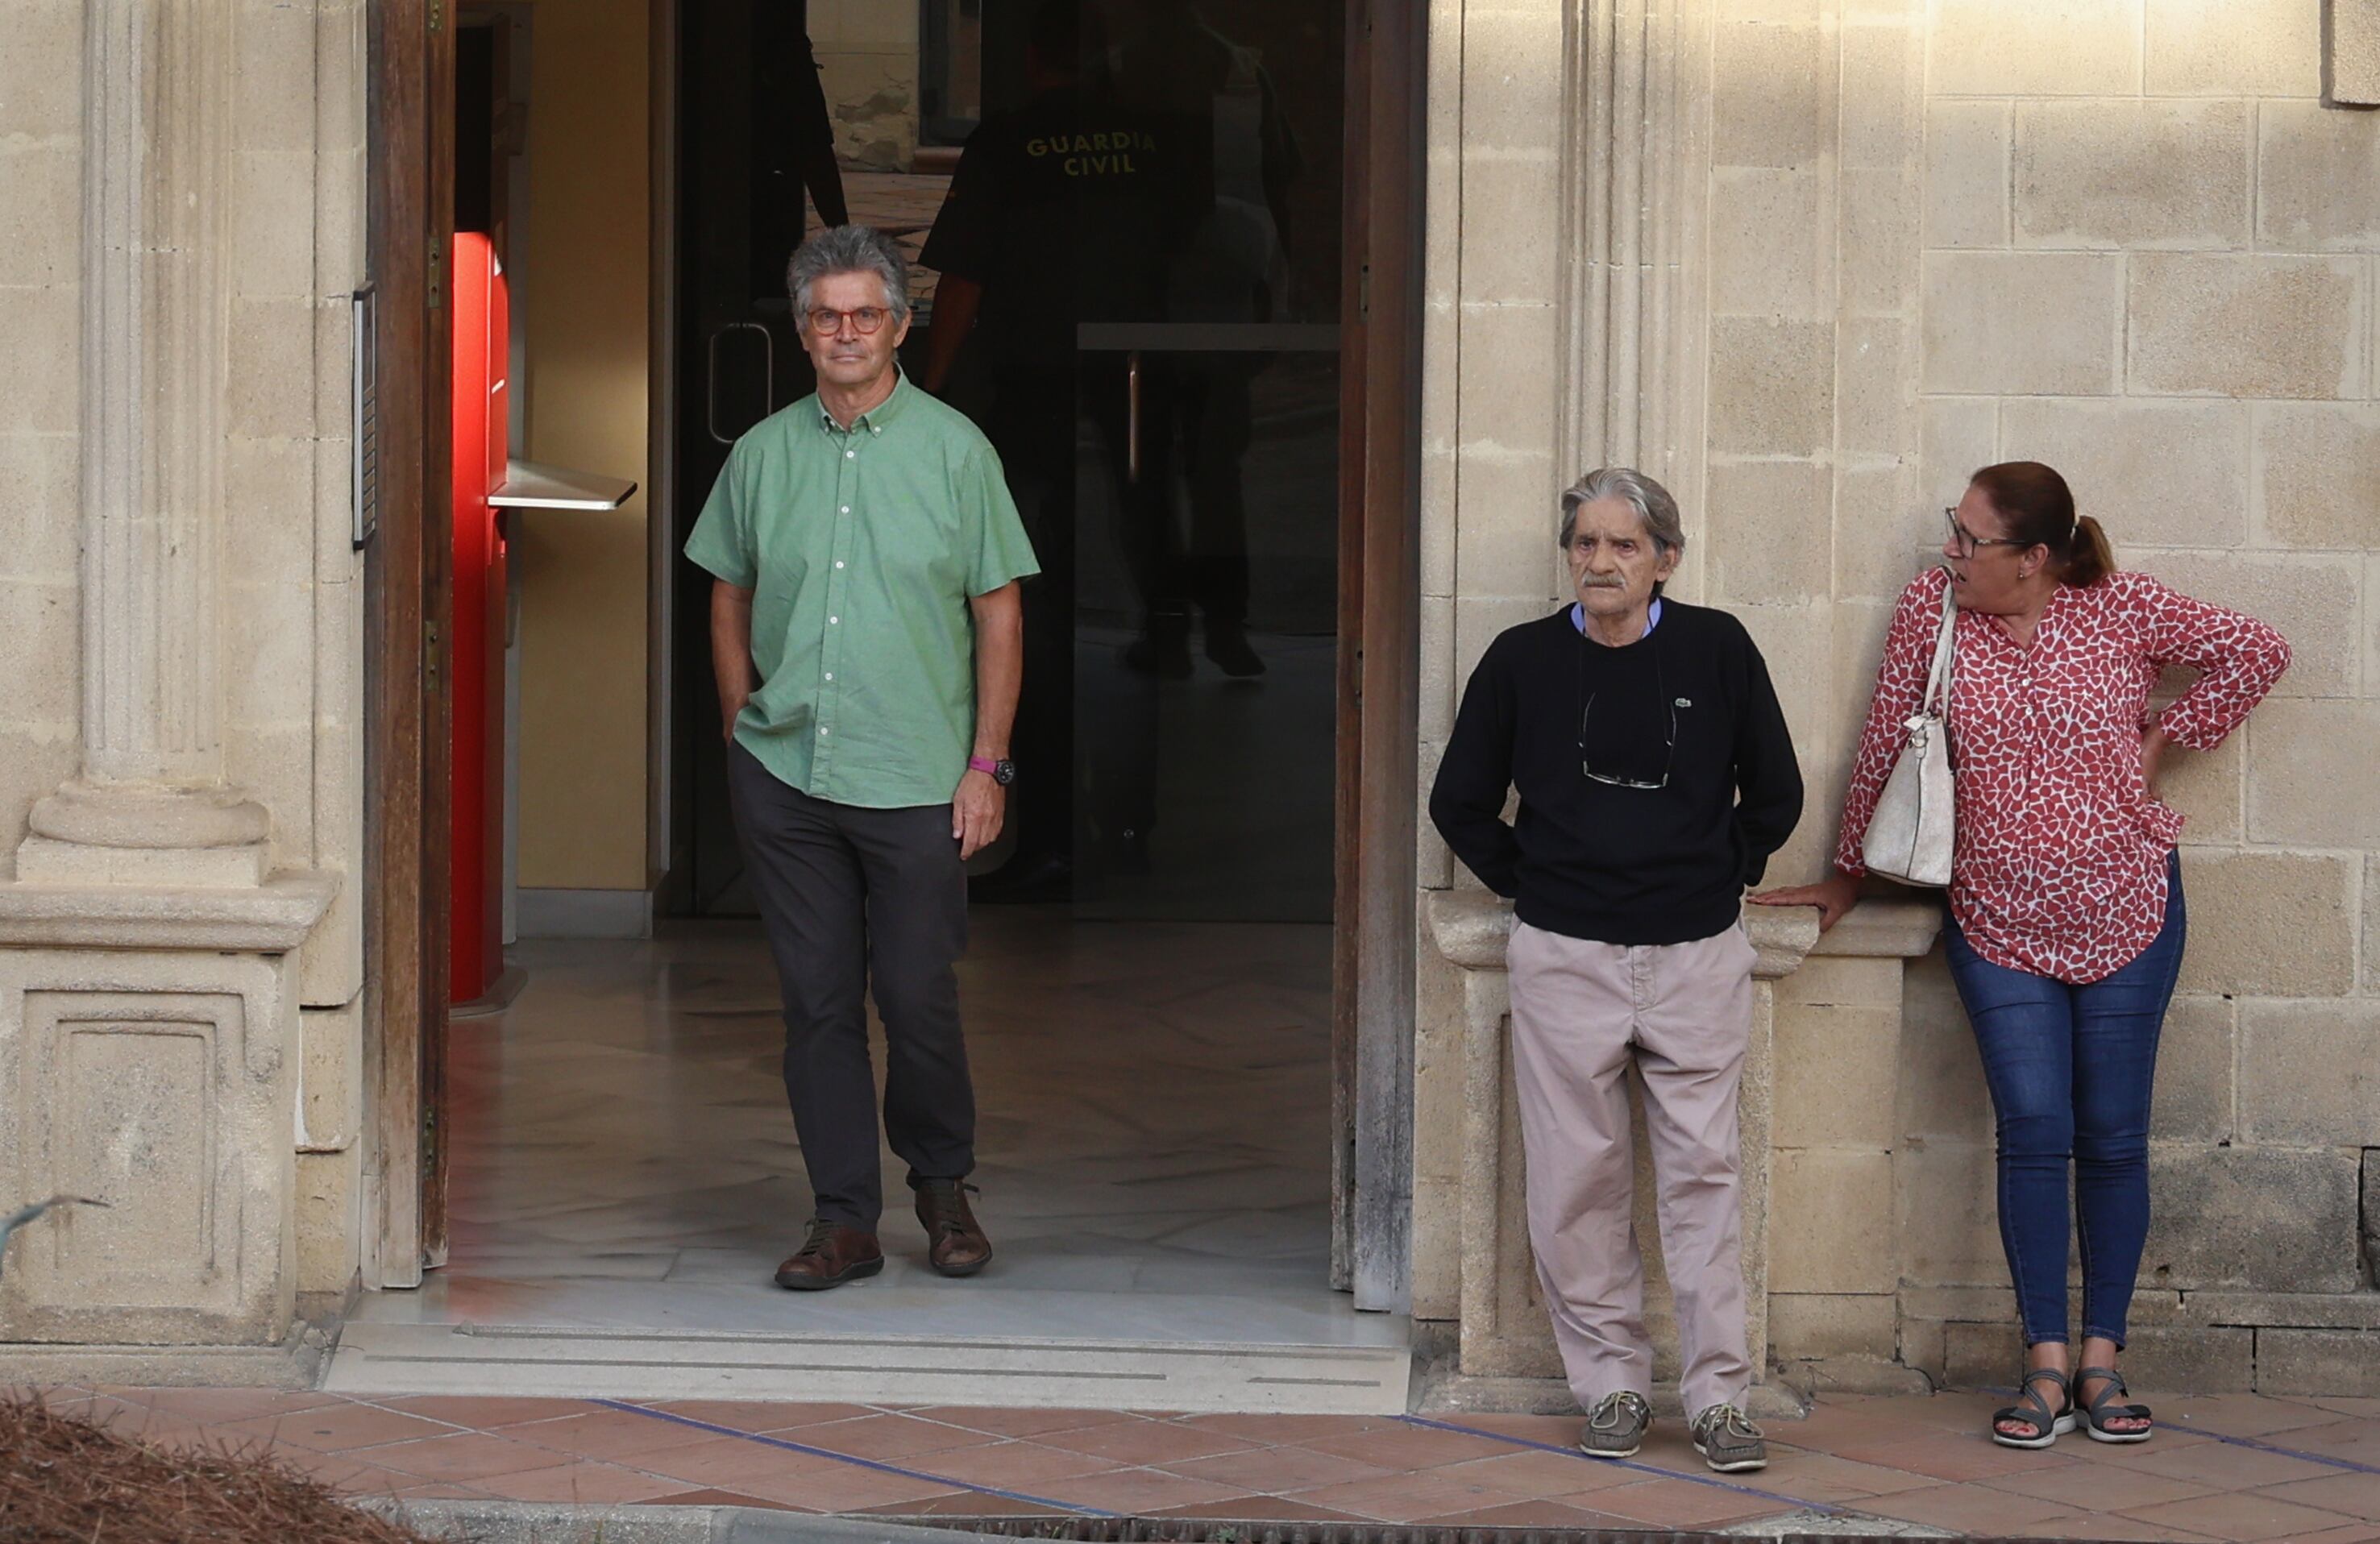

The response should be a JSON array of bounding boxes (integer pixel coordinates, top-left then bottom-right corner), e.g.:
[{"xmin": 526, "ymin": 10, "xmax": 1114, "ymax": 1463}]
[{"xmin": 596, "ymin": 1397, "xmax": 1119, "ymax": 1516}]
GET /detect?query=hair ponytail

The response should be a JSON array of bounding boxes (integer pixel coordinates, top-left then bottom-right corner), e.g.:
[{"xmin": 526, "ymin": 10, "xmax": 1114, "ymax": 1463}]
[
  {"xmin": 2065, "ymin": 514, "xmax": 2115, "ymax": 587},
  {"xmin": 1968, "ymin": 460, "xmax": 2118, "ymax": 588}
]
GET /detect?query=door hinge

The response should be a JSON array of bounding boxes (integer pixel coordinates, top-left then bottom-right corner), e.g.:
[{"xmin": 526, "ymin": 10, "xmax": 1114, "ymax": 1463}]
[
  {"xmin": 426, "ymin": 235, "xmax": 444, "ymax": 312},
  {"xmin": 420, "ymin": 1102, "xmax": 439, "ymax": 1177},
  {"xmin": 424, "ymin": 619, "xmax": 441, "ymax": 691},
  {"xmin": 1358, "ymin": 263, "xmax": 1371, "ymax": 321},
  {"xmin": 428, "ymin": 0, "xmax": 445, "ymax": 34}
]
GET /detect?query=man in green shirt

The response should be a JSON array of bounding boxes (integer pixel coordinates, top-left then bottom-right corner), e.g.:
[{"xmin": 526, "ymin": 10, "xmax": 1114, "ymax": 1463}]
[{"xmin": 685, "ymin": 226, "xmax": 1040, "ymax": 1289}]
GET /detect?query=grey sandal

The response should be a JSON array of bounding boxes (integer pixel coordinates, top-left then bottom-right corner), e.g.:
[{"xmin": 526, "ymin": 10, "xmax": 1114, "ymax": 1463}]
[
  {"xmin": 2075, "ymin": 1366, "xmax": 2154, "ymax": 1443},
  {"xmin": 1991, "ymin": 1366, "xmax": 2075, "ymax": 1449}
]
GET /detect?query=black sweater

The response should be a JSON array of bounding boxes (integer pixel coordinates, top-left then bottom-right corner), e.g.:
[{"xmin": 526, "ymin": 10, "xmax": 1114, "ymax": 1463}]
[{"xmin": 1429, "ymin": 602, "xmax": 1805, "ymax": 945}]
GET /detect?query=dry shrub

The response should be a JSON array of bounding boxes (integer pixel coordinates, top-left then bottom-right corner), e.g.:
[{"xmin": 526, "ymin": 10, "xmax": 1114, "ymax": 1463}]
[{"xmin": 0, "ymin": 1394, "xmax": 448, "ymax": 1543}]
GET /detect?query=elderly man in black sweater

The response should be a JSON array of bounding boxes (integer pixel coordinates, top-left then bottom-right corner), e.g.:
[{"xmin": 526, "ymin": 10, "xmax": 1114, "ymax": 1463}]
[{"xmin": 1430, "ymin": 467, "xmax": 1803, "ymax": 1474}]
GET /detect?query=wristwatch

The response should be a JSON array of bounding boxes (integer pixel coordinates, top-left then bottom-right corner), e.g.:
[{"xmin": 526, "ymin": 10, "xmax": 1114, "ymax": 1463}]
[{"xmin": 968, "ymin": 755, "xmax": 1016, "ymax": 787}]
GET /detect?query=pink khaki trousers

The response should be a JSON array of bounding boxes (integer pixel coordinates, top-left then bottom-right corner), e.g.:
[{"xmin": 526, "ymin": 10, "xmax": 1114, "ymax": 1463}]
[{"xmin": 1506, "ymin": 918, "xmax": 1757, "ymax": 1417}]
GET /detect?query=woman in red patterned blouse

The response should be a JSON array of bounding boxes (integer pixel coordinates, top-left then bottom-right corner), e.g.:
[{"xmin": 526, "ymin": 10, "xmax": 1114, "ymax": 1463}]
[{"xmin": 1755, "ymin": 463, "xmax": 2290, "ymax": 1450}]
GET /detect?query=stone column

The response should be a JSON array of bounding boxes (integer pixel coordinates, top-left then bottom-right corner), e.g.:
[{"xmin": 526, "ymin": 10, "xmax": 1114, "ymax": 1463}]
[
  {"xmin": 17, "ymin": 0, "xmax": 271, "ymax": 889},
  {"xmin": 0, "ymin": 0, "xmax": 334, "ymax": 1363}
]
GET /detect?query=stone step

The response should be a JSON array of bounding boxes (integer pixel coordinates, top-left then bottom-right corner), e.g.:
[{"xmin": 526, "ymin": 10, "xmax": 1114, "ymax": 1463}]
[{"xmin": 322, "ymin": 1320, "xmax": 1413, "ymax": 1413}]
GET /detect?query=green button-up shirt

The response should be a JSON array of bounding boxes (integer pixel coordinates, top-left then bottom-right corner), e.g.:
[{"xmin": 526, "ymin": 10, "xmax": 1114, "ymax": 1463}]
[{"xmin": 683, "ymin": 375, "xmax": 1039, "ymax": 809}]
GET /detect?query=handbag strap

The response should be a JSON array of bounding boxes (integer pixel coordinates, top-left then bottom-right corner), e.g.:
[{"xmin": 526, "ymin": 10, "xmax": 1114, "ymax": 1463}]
[{"xmin": 1918, "ymin": 566, "xmax": 1958, "ymax": 719}]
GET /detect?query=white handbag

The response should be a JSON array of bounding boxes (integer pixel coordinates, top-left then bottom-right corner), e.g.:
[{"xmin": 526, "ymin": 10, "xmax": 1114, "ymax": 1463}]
[{"xmin": 1861, "ymin": 570, "xmax": 1959, "ymax": 887}]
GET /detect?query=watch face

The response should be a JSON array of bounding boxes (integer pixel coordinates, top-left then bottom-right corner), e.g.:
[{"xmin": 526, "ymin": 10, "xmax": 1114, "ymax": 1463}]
[{"xmin": 994, "ymin": 760, "xmax": 1016, "ymax": 786}]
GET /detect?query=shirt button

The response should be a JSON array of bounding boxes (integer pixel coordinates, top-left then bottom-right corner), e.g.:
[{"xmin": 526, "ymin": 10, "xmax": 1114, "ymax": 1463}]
[
  {"xmin": 845, "ymin": 450, "xmax": 855, "ymax": 459},
  {"xmin": 834, "ymin": 561, "xmax": 845, "ymax": 569},
  {"xmin": 824, "ymin": 672, "xmax": 833, "ymax": 681},
  {"xmin": 820, "ymin": 726, "xmax": 830, "ymax": 736},
  {"xmin": 829, "ymin": 616, "xmax": 839, "ymax": 625},
  {"xmin": 840, "ymin": 505, "xmax": 850, "ymax": 514}
]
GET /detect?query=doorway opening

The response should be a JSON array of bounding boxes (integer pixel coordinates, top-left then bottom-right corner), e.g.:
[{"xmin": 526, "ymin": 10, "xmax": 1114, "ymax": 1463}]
[{"xmin": 352, "ymin": 0, "xmax": 1423, "ymax": 1409}]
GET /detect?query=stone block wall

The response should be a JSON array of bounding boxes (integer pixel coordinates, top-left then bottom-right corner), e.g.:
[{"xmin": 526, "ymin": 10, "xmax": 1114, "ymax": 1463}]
[{"xmin": 1419, "ymin": 0, "xmax": 2380, "ymax": 1396}]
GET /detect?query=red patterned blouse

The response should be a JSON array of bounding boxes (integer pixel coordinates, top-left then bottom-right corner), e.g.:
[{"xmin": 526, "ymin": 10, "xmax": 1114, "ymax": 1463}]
[{"xmin": 1833, "ymin": 567, "xmax": 2291, "ymax": 984}]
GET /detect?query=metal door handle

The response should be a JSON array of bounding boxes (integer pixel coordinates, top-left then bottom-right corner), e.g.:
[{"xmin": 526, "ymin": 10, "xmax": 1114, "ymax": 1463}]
[
  {"xmin": 1126, "ymin": 350, "xmax": 1141, "ymax": 485},
  {"xmin": 706, "ymin": 321, "xmax": 775, "ymax": 444}
]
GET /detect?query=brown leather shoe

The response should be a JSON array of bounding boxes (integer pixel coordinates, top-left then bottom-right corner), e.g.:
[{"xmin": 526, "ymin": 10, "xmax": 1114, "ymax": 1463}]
[
  {"xmin": 915, "ymin": 1179, "xmax": 993, "ymax": 1276},
  {"xmin": 772, "ymin": 1218, "xmax": 883, "ymax": 1290}
]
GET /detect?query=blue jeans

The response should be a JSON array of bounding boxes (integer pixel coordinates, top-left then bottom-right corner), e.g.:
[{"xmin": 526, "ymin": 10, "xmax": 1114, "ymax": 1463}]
[{"xmin": 1942, "ymin": 853, "xmax": 2186, "ymax": 1349}]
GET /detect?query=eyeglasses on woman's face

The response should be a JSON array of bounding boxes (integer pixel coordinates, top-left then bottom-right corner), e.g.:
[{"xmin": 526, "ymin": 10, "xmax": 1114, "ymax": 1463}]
[{"xmin": 1943, "ymin": 506, "xmax": 2032, "ymax": 561}]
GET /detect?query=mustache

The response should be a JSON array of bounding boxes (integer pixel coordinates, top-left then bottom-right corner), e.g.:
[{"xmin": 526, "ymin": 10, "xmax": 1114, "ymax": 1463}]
[{"xmin": 1577, "ymin": 575, "xmax": 1627, "ymax": 590}]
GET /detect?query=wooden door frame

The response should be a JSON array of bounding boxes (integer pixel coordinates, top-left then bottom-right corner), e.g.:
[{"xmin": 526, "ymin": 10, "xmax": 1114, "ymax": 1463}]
[
  {"xmin": 361, "ymin": 0, "xmax": 1425, "ymax": 1308},
  {"xmin": 363, "ymin": 0, "xmax": 455, "ymax": 1289},
  {"xmin": 1334, "ymin": 0, "xmax": 1427, "ymax": 1314}
]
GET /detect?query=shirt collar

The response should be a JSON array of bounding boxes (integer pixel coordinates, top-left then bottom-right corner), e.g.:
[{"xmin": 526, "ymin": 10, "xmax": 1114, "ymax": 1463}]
[
  {"xmin": 817, "ymin": 369, "xmax": 912, "ymax": 436},
  {"xmin": 1571, "ymin": 596, "xmax": 1663, "ymax": 639}
]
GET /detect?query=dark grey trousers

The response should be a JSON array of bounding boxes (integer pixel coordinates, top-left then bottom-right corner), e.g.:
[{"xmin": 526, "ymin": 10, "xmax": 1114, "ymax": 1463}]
[{"xmin": 725, "ymin": 741, "xmax": 974, "ymax": 1231}]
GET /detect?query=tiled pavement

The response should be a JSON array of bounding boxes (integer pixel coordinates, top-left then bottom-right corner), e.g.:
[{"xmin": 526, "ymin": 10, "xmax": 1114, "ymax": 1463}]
[{"xmin": 14, "ymin": 1385, "xmax": 2380, "ymax": 1541}]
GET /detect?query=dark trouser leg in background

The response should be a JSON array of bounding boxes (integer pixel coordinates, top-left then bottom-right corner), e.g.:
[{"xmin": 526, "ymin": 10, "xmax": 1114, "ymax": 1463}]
[{"xmin": 725, "ymin": 743, "xmax": 883, "ymax": 1231}]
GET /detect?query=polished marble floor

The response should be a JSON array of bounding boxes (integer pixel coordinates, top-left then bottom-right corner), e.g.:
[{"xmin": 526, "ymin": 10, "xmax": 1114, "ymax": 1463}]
[{"xmin": 346, "ymin": 917, "xmax": 1404, "ymax": 1378}]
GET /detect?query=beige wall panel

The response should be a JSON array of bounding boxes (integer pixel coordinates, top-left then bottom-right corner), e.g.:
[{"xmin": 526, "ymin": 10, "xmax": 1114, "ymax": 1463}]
[
  {"xmin": 2148, "ymin": 994, "xmax": 2235, "ymax": 1142},
  {"xmin": 1918, "ymin": 396, "xmax": 1999, "ymax": 508},
  {"xmin": 2142, "ymin": 0, "xmax": 2324, "ymax": 97},
  {"xmin": 0, "ymin": 143, "xmax": 77, "ymax": 288},
  {"xmin": 2246, "ymin": 698, "xmax": 2380, "ymax": 847},
  {"xmin": 2128, "ymin": 253, "xmax": 2367, "ymax": 400},
  {"xmin": 1713, "ymin": 21, "xmax": 1829, "ymax": 169},
  {"xmin": 2257, "ymin": 102, "xmax": 2380, "ymax": 252},
  {"xmin": 2012, "ymin": 100, "xmax": 2251, "ymax": 251},
  {"xmin": 1771, "ymin": 1148, "xmax": 1896, "ymax": 1293},
  {"xmin": 1709, "ymin": 318, "xmax": 1836, "ymax": 456},
  {"xmin": 0, "ymin": 2, "xmax": 80, "ymax": 139},
  {"xmin": 295, "ymin": 1147, "xmax": 359, "ymax": 1297},
  {"xmin": 1458, "ymin": 7, "xmax": 1566, "ymax": 154},
  {"xmin": 2144, "ymin": 1148, "xmax": 2361, "ymax": 1292},
  {"xmin": 2238, "ymin": 998, "xmax": 2380, "ymax": 1144},
  {"xmin": 2366, "ymin": 853, "xmax": 2379, "ymax": 996},
  {"xmin": 2255, "ymin": 403, "xmax": 2380, "ymax": 549},
  {"xmin": 2177, "ymin": 848, "xmax": 2357, "ymax": 997},
  {"xmin": 1922, "ymin": 101, "xmax": 2011, "ymax": 250},
  {"xmin": 1841, "ymin": 168, "xmax": 1923, "ymax": 318},
  {"xmin": 1833, "ymin": 463, "xmax": 1932, "ymax": 600},
  {"xmin": 1453, "ymin": 596, "xmax": 1558, "ymax": 686},
  {"xmin": 1454, "ymin": 305, "xmax": 1560, "ymax": 459},
  {"xmin": 0, "ymin": 576, "xmax": 79, "ymax": 748},
  {"xmin": 1456, "ymin": 455, "xmax": 1563, "ymax": 600},
  {"xmin": 1705, "ymin": 460, "xmax": 1831, "ymax": 605},
  {"xmin": 1929, "ymin": 0, "xmax": 2142, "ymax": 96},
  {"xmin": 1456, "ymin": 157, "xmax": 1561, "ymax": 306},
  {"xmin": 516, "ymin": 0, "xmax": 652, "ymax": 891},
  {"xmin": 1838, "ymin": 316, "xmax": 1920, "ymax": 459},
  {"xmin": 1771, "ymin": 1292, "xmax": 1898, "ymax": 1360},
  {"xmin": 1711, "ymin": 168, "xmax": 1827, "ymax": 320},
  {"xmin": 2158, "ymin": 728, "xmax": 2242, "ymax": 844},
  {"xmin": 1893, "ymin": 1139, "xmax": 2003, "ymax": 1287},
  {"xmin": 2129, "ymin": 547, "xmax": 2361, "ymax": 696},
  {"xmin": 1897, "ymin": 950, "xmax": 1992, "ymax": 1145},
  {"xmin": 1772, "ymin": 1002, "xmax": 1900, "ymax": 1148},
  {"xmin": 1997, "ymin": 398, "xmax": 2249, "ymax": 549},
  {"xmin": 1840, "ymin": 22, "xmax": 1921, "ymax": 172},
  {"xmin": 1920, "ymin": 251, "xmax": 2121, "ymax": 396},
  {"xmin": 0, "ymin": 288, "xmax": 80, "ymax": 434}
]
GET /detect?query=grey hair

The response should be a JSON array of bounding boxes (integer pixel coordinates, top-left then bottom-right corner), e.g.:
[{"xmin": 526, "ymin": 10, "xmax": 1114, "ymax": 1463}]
[
  {"xmin": 1557, "ymin": 467, "xmax": 1687, "ymax": 558},
  {"xmin": 787, "ymin": 226, "xmax": 912, "ymax": 328}
]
